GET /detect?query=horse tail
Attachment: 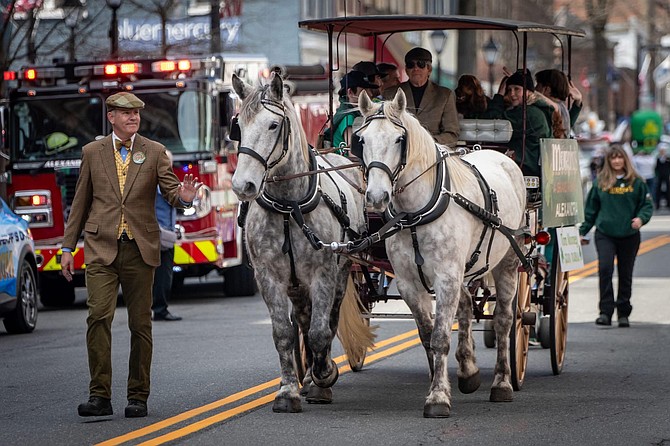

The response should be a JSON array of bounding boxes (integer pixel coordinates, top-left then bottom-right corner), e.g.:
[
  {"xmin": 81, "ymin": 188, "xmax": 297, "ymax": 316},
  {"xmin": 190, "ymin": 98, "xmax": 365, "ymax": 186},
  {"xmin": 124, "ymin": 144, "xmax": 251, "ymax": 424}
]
[{"xmin": 337, "ymin": 275, "xmax": 376, "ymax": 366}]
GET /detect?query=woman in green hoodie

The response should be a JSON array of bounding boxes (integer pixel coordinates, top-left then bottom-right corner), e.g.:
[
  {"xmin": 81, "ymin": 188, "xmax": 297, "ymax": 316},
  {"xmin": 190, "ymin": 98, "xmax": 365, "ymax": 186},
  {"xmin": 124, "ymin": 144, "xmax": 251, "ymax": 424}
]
[{"xmin": 579, "ymin": 145, "xmax": 654, "ymax": 327}]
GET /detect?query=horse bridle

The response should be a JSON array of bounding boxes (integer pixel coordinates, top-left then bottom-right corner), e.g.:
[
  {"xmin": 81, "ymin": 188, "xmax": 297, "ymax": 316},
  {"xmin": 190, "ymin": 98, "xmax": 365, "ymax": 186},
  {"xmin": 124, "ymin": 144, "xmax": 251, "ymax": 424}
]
[
  {"xmin": 353, "ymin": 104, "xmax": 408, "ymax": 184},
  {"xmin": 232, "ymin": 86, "xmax": 292, "ymax": 177}
]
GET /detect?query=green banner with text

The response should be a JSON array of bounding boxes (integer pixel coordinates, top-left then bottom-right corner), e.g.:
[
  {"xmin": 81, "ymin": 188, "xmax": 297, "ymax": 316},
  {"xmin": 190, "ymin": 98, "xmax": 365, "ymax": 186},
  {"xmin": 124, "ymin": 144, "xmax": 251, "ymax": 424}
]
[{"xmin": 541, "ymin": 138, "xmax": 585, "ymax": 227}]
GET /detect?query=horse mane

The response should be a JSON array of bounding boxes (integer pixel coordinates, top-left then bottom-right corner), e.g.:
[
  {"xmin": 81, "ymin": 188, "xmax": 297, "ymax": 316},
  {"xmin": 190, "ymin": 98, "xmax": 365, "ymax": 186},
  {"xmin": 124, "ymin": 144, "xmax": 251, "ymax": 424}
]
[
  {"xmin": 238, "ymin": 80, "xmax": 310, "ymax": 161},
  {"xmin": 384, "ymin": 103, "xmax": 472, "ymax": 192}
]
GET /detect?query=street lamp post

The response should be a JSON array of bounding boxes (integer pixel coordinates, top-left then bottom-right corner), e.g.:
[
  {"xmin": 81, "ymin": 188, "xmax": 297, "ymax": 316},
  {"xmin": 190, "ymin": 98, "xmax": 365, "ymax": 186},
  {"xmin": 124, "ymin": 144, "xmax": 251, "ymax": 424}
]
[
  {"xmin": 482, "ymin": 37, "xmax": 499, "ymax": 97},
  {"xmin": 430, "ymin": 30, "xmax": 448, "ymax": 86},
  {"xmin": 64, "ymin": 11, "xmax": 80, "ymax": 62},
  {"xmin": 106, "ymin": 0, "xmax": 122, "ymax": 59}
]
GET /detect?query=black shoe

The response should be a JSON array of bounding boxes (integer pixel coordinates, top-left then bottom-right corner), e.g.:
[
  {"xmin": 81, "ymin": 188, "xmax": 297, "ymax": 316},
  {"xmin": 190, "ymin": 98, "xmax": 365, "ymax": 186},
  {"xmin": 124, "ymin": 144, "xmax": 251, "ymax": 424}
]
[
  {"xmin": 78, "ymin": 396, "xmax": 113, "ymax": 417},
  {"xmin": 595, "ymin": 314, "xmax": 611, "ymax": 326},
  {"xmin": 153, "ymin": 311, "xmax": 182, "ymax": 321},
  {"xmin": 618, "ymin": 316, "xmax": 630, "ymax": 327},
  {"xmin": 125, "ymin": 399, "xmax": 148, "ymax": 418}
]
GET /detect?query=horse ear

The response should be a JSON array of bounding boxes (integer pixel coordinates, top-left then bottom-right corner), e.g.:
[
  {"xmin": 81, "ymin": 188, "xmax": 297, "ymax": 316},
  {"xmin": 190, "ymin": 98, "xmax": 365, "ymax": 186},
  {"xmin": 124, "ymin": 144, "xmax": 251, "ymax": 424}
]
[
  {"xmin": 270, "ymin": 72, "xmax": 284, "ymax": 101},
  {"xmin": 359, "ymin": 90, "xmax": 374, "ymax": 116},
  {"xmin": 232, "ymin": 73, "xmax": 253, "ymax": 100},
  {"xmin": 393, "ymin": 88, "xmax": 407, "ymax": 112}
]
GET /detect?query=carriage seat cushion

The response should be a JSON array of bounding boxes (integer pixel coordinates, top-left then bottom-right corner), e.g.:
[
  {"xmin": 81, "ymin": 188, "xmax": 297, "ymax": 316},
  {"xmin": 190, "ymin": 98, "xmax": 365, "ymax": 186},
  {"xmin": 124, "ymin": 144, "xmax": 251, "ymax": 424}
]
[{"xmin": 458, "ymin": 119, "xmax": 513, "ymax": 143}]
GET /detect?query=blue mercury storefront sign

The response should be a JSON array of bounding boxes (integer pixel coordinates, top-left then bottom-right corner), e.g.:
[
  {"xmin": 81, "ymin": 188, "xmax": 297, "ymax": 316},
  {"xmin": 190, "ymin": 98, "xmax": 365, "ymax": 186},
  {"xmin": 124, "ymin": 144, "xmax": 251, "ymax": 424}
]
[{"xmin": 118, "ymin": 16, "xmax": 241, "ymax": 51}]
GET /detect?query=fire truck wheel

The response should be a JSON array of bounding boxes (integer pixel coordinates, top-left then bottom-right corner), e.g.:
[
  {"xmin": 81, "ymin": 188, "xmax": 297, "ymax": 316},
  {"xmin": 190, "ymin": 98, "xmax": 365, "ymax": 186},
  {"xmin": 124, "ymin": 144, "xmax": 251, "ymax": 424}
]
[
  {"xmin": 40, "ymin": 275, "xmax": 76, "ymax": 307},
  {"xmin": 223, "ymin": 264, "xmax": 257, "ymax": 297}
]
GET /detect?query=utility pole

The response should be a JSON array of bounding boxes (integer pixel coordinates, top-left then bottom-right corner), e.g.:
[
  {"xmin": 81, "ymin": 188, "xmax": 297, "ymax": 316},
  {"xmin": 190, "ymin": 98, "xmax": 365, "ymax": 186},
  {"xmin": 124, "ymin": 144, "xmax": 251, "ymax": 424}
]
[{"xmin": 210, "ymin": 0, "xmax": 221, "ymax": 54}]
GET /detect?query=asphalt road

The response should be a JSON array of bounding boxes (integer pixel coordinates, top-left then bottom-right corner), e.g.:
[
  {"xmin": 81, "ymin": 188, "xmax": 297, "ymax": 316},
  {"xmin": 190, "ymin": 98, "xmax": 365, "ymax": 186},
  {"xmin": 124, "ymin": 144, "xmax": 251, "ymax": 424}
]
[{"xmin": 1, "ymin": 216, "xmax": 669, "ymax": 446}]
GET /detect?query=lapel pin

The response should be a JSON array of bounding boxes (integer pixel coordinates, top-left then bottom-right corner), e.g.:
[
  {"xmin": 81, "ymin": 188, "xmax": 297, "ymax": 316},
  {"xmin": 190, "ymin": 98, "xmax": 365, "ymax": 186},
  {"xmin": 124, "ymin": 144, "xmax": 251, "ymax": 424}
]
[{"xmin": 132, "ymin": 151, "xmax": 146, "ymax": 164}]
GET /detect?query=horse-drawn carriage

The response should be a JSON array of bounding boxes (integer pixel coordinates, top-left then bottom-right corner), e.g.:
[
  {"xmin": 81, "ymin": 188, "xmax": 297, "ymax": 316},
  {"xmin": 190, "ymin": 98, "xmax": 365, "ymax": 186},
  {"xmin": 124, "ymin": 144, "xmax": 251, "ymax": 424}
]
[{"xmin": 230, "ymin": 14, "xmax": 585, "ymax": 417}]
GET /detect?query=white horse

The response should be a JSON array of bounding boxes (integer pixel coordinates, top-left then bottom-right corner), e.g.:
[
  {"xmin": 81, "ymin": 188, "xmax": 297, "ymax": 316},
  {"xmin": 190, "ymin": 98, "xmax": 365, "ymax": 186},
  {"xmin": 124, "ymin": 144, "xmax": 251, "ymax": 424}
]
[
  {"xmin": 230, "ymin": 73, "xmax": 375, "ymax": 413},
  {"xmin": 356, "ymin": 89, "xmax": 527, "ymax": 417}
]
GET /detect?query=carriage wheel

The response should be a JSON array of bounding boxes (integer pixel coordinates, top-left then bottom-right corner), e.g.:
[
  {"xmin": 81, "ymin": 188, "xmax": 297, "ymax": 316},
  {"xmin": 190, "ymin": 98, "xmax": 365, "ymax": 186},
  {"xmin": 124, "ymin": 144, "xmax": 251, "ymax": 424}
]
[
  {"xmin": 348, "ymin": 270, "xmax": 372, "ymax": 371},
  {"xmin": 549, "ymin": 250, "xmax": 569, "ymax": 375},
  {"xmin": 510, "ymin": 271, "xmax": 531, "ymax": 391},
  {"xmin": 291, "ymin": 314, "xmax": 308, "ymax": 384}
]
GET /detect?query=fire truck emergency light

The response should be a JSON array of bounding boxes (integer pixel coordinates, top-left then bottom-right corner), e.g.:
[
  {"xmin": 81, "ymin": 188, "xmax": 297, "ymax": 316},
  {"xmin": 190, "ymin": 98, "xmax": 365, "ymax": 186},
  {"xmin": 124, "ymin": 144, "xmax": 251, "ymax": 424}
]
[
  {"xmin": 3, "ymin": 71, "xmax": 16, "ymax": 81},
  {"xmin": 104, "ymin": 65, "xmax": 117, "ymax": 75},
  {"xmin": 24, "ymin": 69, "xmax": 37, "ymax": 80},
  {"xmin": 152, "ymin": 60, "xmax": 192, "ymax": 73}
]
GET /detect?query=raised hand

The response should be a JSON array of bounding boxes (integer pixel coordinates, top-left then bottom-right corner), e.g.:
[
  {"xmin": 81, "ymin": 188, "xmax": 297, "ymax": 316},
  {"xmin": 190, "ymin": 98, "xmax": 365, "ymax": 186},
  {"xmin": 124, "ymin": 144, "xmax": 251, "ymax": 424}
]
[
  {"xmin": 568, "ymin": 80, "xmax": 583, "ymax": 106},
  {"xmin": 179, "ymin": 173, "xmax": 203, "ymax": 203}
]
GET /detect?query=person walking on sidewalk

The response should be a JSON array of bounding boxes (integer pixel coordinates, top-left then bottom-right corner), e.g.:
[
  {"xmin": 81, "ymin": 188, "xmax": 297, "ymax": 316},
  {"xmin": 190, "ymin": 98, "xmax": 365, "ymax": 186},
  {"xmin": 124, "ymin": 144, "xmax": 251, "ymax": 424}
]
[{"xmin": 579, "ymin": 145, "xmax": 654, "ymax": 327}]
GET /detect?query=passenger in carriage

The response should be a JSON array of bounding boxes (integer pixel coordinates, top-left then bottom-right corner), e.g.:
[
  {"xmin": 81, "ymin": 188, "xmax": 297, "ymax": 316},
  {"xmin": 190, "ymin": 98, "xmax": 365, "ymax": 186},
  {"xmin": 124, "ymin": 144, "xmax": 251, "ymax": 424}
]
[
  {"xmin": 382, "ymin": 47, "xmax": 460, "ymax": 146},
  {"xmin": 534, "ymin": 69, "xmax": 571, "ymax": 138},
  {"xmin": 376, "ymin": 62, "xmax": 401, "ymax": 96},
  {"xmin": 331, "ymin": 70, "xmax": 378, "ymax": 150},
  {"xmin": 484, "ymin": 68, "xmax": 551, "ymax": 177},
  {"xmin": 454, "ymin": 74, "xmax": 489, "ymax": 119},
  {"xmin": 352, "ymin": 61, "xmax": 383, "ymax": 99}
]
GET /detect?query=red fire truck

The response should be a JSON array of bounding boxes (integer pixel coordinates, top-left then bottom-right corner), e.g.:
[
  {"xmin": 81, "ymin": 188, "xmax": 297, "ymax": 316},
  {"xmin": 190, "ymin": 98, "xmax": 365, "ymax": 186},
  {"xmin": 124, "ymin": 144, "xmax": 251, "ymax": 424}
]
[{"xmin": 1, "ymin": 54, "xmax": 268, "ymax": 305}]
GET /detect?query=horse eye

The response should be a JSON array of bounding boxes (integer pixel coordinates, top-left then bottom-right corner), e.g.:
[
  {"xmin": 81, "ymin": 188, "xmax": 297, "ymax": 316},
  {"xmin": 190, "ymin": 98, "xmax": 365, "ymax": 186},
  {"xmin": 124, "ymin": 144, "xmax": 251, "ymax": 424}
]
[
  {"xmin": 396, "ymin": 136, "xmax": 404, "ymax": 144},
  {"xmin": 269, "ymin": 122, "xmax": 279, "ymax": 130}
]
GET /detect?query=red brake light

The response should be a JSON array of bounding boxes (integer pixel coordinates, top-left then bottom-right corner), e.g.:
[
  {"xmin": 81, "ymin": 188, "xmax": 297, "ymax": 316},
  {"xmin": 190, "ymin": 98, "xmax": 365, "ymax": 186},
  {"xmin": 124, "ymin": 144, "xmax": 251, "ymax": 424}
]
[
  {"xmin": 104, "ymin": 64, "xmax": 118, "ymax": 75},
  {"xmin": 24, "ymin": 69, "xmax": 37, "ymax": 80},
  {"xmin": 535, "ymin": 231, "xmax": 551, "ymax": 245},
  {"xmin": 3, "ymin": 71, "xmax": 16, "ymax": 81}
]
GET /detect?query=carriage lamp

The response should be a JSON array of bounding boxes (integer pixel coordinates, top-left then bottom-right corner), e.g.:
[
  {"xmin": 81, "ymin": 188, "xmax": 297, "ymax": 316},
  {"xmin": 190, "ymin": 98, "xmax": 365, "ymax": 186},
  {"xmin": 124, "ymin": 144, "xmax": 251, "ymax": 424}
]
[
  {"xmin": 535, "ymin": 231, "xmax": 551, "ymax": 245},
  {"xmin": 430, "ymin": 30, "xmax": 448, "ymax": 86},
  {"xmin": 482, "ymin": 37, "xmax": 499, "ymax": 96}
]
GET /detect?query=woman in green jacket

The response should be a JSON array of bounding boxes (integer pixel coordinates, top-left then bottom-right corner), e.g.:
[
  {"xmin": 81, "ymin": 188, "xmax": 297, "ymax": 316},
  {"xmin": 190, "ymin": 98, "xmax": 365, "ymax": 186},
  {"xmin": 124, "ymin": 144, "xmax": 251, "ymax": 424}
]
[
  {"xmin": 484, "ymin": 69, "xmax": 551, "ymax": 177},
  {"xmin": 579, "ymin": 145, "xmax": 654, "ymax": 327}
]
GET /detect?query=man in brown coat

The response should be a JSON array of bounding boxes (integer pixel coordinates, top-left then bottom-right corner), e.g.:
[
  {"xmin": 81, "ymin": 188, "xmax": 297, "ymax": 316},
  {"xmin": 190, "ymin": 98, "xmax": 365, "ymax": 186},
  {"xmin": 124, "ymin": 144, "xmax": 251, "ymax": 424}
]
[
  {"xmin": 61, "ymin": 92, "xmax": 201, "ymax": 418},
  {"xmin": 383, "ymin": 47, "xmax": 460, "ymax": 146}
]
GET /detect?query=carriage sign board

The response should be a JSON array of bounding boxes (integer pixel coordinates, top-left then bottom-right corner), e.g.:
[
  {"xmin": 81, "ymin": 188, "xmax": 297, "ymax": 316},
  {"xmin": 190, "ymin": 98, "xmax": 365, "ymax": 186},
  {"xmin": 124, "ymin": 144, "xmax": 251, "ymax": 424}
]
[{"xmin": 540, "ymin": 138, "xmax": 585, "ymax": 228}]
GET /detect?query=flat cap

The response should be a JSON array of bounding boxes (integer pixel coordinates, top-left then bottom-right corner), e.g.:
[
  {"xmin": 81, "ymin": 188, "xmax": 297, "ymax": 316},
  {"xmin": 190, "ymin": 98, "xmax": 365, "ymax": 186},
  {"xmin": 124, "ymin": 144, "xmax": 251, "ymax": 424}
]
[
  {"xmin": 405, "ymin": 47, "xmax": 432, "ymax": 64},
  {"xmin": 106, "ymin": 92, "xmax": 145, "ymax": 110}
]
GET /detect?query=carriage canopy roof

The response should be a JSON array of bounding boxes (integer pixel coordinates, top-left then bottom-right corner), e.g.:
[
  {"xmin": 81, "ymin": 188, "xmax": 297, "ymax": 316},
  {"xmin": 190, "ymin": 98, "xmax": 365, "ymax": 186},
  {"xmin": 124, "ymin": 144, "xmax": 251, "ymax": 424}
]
[{"xmin": 299, "ymin": 15, "xmax": 586, "ymax": 38}]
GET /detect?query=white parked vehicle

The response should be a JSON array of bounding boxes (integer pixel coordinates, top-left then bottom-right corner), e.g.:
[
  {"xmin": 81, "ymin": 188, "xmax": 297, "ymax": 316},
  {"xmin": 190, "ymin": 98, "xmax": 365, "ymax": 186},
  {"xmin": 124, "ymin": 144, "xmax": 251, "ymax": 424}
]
[{"xmin": 0, "ymin": 197, "xmax": 39, "ymax": 334}]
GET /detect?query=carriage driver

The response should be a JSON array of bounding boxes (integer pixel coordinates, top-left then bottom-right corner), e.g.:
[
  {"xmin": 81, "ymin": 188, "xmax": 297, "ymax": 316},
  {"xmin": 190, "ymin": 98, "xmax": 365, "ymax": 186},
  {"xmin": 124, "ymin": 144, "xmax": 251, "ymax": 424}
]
[{"xmin": 382, "ymin": 47, "xmax": 460, "ymax": 146}]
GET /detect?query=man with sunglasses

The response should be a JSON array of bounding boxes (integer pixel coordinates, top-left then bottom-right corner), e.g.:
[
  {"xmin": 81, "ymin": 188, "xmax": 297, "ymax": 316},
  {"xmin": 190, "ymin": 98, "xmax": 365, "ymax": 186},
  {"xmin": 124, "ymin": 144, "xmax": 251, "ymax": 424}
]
[{"xmin": 383, "ymin": 47, "xmax": 459, "ymax": 146}]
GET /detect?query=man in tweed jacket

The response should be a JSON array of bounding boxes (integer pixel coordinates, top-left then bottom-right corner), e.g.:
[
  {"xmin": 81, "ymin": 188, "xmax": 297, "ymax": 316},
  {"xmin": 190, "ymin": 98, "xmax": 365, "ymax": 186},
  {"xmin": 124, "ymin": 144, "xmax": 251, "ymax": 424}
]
[
  {"xmin": 61, "ymin": 92, "xmax": 201, "ymax": 418},
  {"xmin": 383, "ymin": 47, "xmax": 460, "ymax": 146}
]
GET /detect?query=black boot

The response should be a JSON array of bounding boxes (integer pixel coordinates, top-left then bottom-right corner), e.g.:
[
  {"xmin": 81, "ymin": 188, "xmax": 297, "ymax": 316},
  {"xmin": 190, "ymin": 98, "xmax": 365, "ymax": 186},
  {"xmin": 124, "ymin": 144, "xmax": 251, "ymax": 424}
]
[{"xmin": 78, "ymin": 396, "xmax": 113, "ymax": 417}]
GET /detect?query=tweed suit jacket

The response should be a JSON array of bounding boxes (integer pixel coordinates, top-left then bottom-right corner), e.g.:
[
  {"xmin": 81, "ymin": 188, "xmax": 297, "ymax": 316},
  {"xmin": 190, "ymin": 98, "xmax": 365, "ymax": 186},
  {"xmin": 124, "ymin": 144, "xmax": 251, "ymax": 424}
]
[
  {"xmin": 384, "ymin": 81, "xmax": 460, "ymax": 146},
  {"xmin": 63, "ymin": 134, "xmax": 184, "ymax": 267}
]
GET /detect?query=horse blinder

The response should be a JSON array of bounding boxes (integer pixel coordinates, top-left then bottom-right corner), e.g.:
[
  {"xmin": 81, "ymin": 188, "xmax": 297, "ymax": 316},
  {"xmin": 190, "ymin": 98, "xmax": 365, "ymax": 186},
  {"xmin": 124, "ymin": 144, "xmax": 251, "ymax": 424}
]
[{"xmin": 229, "ymin": 115, "xmax": 241, "ymax": 142}]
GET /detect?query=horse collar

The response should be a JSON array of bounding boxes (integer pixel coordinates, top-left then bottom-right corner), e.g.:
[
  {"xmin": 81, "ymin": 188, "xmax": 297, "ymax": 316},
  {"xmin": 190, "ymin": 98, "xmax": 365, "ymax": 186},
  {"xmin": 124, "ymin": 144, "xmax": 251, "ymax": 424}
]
[
  {"xmin": 382, "ymin": 146, "xmax": 451, "ymax": 228},
  {"xmin": 256, "ymin": 149, "xmax": 322, "ymax": 215}
]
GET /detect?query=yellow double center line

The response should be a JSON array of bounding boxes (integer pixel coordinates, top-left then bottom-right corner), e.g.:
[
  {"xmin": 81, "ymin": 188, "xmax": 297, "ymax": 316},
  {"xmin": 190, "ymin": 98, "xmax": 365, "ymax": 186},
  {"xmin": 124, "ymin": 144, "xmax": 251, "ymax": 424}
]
[{"xmin": 99, "ymin": 234, "xmax": 670, "ymax": 446}]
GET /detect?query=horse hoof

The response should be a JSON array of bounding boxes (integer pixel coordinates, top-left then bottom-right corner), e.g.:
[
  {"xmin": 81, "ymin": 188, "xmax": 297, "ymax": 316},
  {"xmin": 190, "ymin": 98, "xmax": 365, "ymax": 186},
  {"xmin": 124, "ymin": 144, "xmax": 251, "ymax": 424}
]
[
  {"xmin": 312, "ymin": 360, "xmax": 339, "ymax": 388},
  {"xmin": 423, "ymin": 403, "xmax": 451, "ymax": 418},
  {"xmin": 489, "ymin": 387, "xmax": 513, "ymax": 402},
  {"xmin": 299, "ymin": 375, "xmax": 313, "ymax": 397},
  {"xmin": 458, "ymin": 370, "xmax": 481, "ymax": 394},
  {"xmin": 305, "ymin": 383, "xmax": 333, "ymax": 404},
  {"xmin": 272, "ymin": 396, "xmax": 302, "ymax": 413}
]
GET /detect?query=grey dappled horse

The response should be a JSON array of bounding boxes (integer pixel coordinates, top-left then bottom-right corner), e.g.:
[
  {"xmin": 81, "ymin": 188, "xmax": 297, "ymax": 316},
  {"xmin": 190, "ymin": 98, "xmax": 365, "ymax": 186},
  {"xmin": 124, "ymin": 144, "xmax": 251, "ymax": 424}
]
[
  {"xmin": 231, "ymin": 73, "xmax": 374, "ymax": 413},
  {"xmin": 356, "ymin": 89, "xmax": 526, "ymax": 417}
]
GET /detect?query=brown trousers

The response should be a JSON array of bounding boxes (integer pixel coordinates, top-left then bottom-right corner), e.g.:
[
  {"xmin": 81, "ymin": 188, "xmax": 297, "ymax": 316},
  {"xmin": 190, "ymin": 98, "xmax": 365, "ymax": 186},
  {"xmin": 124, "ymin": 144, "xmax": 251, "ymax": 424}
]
[{"xmin": 85, "ymin": 239, "xmax": 155, "ymax": 402}]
